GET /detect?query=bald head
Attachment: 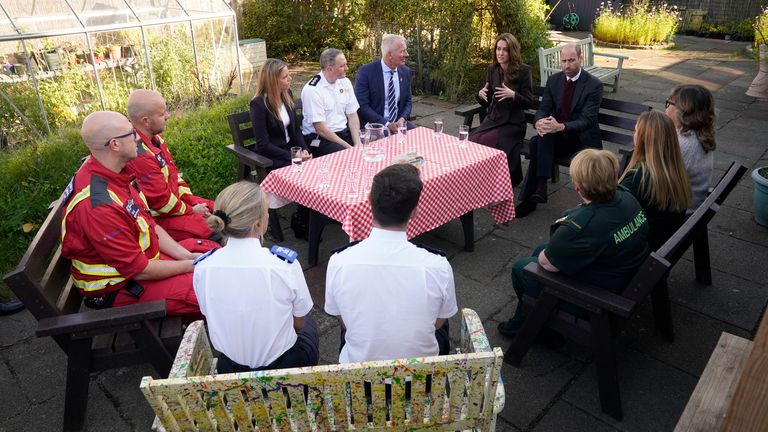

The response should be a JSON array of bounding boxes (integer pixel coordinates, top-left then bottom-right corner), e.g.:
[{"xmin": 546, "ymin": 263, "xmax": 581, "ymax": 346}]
[
  {"xmin": 81, "ymin": 111, "xmax": 132, "ymax": 151},
  {"xmin": 560, "ymin": 43, "xmax": 583, "ymax": 78},
  {"xmin": 127, "ymin": 89, "xmax": 169, "ymax": 136}
]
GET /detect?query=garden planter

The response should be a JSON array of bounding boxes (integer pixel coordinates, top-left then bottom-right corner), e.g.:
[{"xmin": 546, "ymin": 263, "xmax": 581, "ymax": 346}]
[
  {"xmin": 108, "ymin": 46, "xmax": 122, "ymax": 60},
  {"xmin": 746, "ymin": 45, "xmax": 768, "ymax": 100},
  {"xmin": 753, "ymin": 167, "xmax": 768, "ymax": 228},
  {"xmin": 43, "ymin": 50, "xmax": 62, "ymax": 71},
  {"xmin": 121, "ymin": 45, "xmax": 135, "ymax": 58}
]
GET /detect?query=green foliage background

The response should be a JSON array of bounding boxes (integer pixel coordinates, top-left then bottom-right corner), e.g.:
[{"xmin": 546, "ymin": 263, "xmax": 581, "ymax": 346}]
[{"xmin": 0, "ymin": 96, "xmax": 247, "ymax": 299}]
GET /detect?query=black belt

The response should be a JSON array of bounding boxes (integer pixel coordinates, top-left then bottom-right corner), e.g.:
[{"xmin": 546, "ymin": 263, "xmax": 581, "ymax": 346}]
[
  {"xmin": 221, "ymin": 349, "xmax": 290, "ymax": 373},
  {"xmin": 83, "ymin": 289, "xmax": 120, "ymax": 309}
]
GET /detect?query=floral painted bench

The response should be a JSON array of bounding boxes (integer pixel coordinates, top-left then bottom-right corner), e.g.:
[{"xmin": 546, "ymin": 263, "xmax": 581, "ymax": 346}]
[{"xmin": 140, "ymin": 308, "xmax": 505, "ymax": 431}]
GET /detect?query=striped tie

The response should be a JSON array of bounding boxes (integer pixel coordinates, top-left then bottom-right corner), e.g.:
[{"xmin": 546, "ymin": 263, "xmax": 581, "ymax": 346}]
[{"xmin": 387, "ymin": 69, "xmax": 397, "ymax": 123}]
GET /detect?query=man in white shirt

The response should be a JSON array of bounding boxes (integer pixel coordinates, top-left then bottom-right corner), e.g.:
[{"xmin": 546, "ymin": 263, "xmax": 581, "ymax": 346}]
[
  {"xmin": 325, "ymin": 164, "xmax": 458, "ymax": 363},
  {"xmin": 301, "ymin": 48, "xmax": 361, "ymax": 157}
]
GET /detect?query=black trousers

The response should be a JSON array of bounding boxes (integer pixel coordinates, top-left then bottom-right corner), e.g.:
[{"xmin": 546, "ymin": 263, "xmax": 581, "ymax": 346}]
[
  {"xmin": 339, "ymin": 320, "xmax": 451, "ymax": 357},
  {"xmin": 216, "ymin": 315, "xmax": 320, "ymax": 373},
  {"xmin": 521, "ymin": 132, "xmax": 585, "ymax": 199},
  {"xmin": 304, "ymin": 129, "xmax": 353, "ymax": 157}
]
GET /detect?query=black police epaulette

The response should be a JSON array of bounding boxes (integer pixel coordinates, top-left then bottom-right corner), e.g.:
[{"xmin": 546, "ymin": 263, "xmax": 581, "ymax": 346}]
[
  {"xmin": 331, "ymin": 240, "xmax": 361, "ymax": 255},
  {"xmin": 413, "ymin": 243, "xmax": 447, "ymax": 257},
  {"xmin": 270, "ymin": 245, "xmax": 298, "ymax": 263},
  {"xmin": 308, "ymin": 74, "xmax": 321, "ymax": 86},
  {"xmin": 61, "ymin": 175, "xmax": 76, "ymax": 204},
  {"xmin": 193, "ymin": 248, "xmax": 217, "ymax": 265}
]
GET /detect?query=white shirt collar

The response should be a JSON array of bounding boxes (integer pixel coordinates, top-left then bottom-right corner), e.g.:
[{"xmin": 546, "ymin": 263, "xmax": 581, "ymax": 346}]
[
  {"xmin": 319, "ymin": 70, "xmax": 334, "ymax": 86},
  {"xmin": 224, "ymin": 236, "xmax": 262, "ymax": 248},
  {"xmin": 380, "ymin": 59, "xmax": 397, "ymax": 74},
  {"xmin": 368, "ymin": 227, "xmax": 407, "ymax": 241},
  {"xmin": 568, "ymin": 68, "xmax": 583, "ymax": 82}
]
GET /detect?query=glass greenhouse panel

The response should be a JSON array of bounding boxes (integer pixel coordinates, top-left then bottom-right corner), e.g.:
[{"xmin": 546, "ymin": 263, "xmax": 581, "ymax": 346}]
[
  {"xmin": 178, "ymin": 0, "xmax": 231, "ymax": 16},
  {"xmin": 68, "ymin": 0, "xmax": 139, "ymax": 28},
  {"xmin": 88, "ymin": 28, "xmax": 148, "ymax": 113},
  {"xmin": 126, "ymin": 0, "xmax": 186, "ymax": 22},
  {"xmin": 143, "ymin": 23, "xmax": 199, "ymax": 107},
  {"xmin": 0, "ymin": 0, "xmax": 82, "ymax": 34},
  {"xmin": 192, "ymin": 16, "xmax": 237, "ymax": 97}
]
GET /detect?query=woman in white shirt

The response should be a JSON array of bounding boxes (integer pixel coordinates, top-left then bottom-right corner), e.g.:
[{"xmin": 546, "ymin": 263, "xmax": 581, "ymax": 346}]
[{"xmin": 193, "ymin": 181, "xmax": 318, "ymax": 373}]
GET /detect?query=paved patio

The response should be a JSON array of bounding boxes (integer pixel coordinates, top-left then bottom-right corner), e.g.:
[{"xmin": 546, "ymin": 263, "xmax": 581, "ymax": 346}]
[{"xmin": 1, "ymin": 33, "xmax": 767, "ymax": 431}]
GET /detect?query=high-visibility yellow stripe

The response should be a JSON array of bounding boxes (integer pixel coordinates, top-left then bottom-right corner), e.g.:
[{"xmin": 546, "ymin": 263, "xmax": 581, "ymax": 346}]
[
  {"xmin": 71, "ymin": 259, "xmax": 120, "ymax": 276},
  {"xmin": 136, "ymin": 216, "xmax": 151, "ymax": 251},
  {"xmin": 153, "ymin": 193, "xmax": 181, "ymax": 216},
  {"xmin": 72, "ymin": 276, "xmax": 126, "ymax": 292},
  {"xmin": 61, "ymin": 186, "xmax": 91, "ymax": 241},
  {"xmin": 177, "ymin": 183, "xmax": 192, "ymax": 197}
]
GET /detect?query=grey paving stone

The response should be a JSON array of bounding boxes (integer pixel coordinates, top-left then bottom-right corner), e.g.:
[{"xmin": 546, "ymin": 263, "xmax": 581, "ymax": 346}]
[
  {"xmin": 531, "ymin": 401, "xmax": 619, "ymax": 432},
  {"xmin": 496, "ymin": 416, "xmax": 523, "ymax": 431},
  {"xmin": 451, "ymin": 235, "xmax": 517, "ymax": 284},
  {"xmin": 716, "ymin": 124, "xmax": 768, "ymax": 160},
  {"xmin": 666, "ymin": 258, "xmax": 768, "ymax": 332},
  {"xmin": 0, "ymin": 310, "xmax": 35, "ymax": 348},
  {"xmin": 97, "ymin": 364, "xmax": 157, "ymax": 431},
  {"xmin": 0, "ymin": 356, "xmax": 26, "ymax": 420},
  {"xmin": 620, "ymin": 301, "xmax": 752, "ymax": 376},
  {"xmin": 449, "ymin": 274, "xmax": 514, "ymax": 343},
  {"xmin": 430, "ymin": 208, "xmax": 498, "ymax": 248},
  {"xmin": 563, "ymin": 349, "xmax": 697, "ymax": 432},
  {"xmin": 4, "ymin": 337, "xmax": 66, "ymax": 404},
  {"xmin": 693, "ymin": 229, "xmax": 768, "ymax": 284},
  {"xmin": 318, "ymin": 324, "xmax": 342, "ymax": 366},
  {"xmin": 709, "ymin": 203, "xmax": 768, "ymax": 247}
]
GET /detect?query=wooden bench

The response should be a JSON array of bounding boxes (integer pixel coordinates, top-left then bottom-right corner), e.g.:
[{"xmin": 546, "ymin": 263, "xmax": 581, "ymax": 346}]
[
  {"xmin": 503, "ymin": 162, "xmax": 748, "ymax": 421},
  {"xmin": 141, "ymin": 308, "xmax": 505, "ymax": 431},
  {"xmin": 2, "ymin": 193, "xmax": 184, "ymax": 432},
  {"xmin": 539, "ymin": 35, "xmax": 629, "ymax": 92},
  {"xmin": 454, "ymin": 86, "xmax": 651, "ymax": 183}
]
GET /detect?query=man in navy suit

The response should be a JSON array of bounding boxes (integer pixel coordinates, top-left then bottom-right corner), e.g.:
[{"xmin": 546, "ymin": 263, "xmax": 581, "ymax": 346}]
[
  {"xmin": 354, "ymin": 34, "xmax": 413, "ymax": 135},
  {"xmin": 516, "ymin": 43, "xmax": 604, "ymax": 218}
]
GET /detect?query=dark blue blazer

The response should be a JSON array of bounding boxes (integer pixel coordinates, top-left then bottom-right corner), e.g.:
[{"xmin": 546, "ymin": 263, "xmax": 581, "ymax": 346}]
[{"xmin": 354, "ymin": 59, "xmax": 412, "ymax": 126}]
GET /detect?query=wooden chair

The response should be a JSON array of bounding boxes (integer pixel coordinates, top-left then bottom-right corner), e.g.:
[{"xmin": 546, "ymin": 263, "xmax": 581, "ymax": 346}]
[
  {"xmin": 503, "ymin": 162, "xmax": 748, "ymax": 421},
  {"xmin": 538, "ymin": 35, "xmax": 629, "ymax": 92},
  {"xmin": 141, "ymin": 308, "xmax": 504, "ymax": 431},
  {"xmin": 225, "ymin": 110, "xmax": 285, "ymax": 242},
  {"xmin": 454, "ymin": 86, "xmax": 651, "ymax": 183},
  {"xmin": 3, "ymin": 195, "xmax": 183, "ymax": 432}
]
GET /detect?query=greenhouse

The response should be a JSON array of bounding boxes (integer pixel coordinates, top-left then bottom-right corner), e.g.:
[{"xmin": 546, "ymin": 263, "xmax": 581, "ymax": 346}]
[{"xmin": 0, "ymin": 0, "xmax": 242, "ymax": 147}]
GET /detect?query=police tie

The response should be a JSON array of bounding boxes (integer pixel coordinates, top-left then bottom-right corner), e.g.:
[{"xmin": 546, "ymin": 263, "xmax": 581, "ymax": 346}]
[{"xmin": 387, "ymin": 69, "xmax": 397, "ymax": 123}]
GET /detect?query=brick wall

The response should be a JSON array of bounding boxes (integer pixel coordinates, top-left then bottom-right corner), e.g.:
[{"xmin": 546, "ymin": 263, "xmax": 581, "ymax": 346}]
[{"xmin": 668, "ymin": 0, "xmax": 763, "ymax": 23}]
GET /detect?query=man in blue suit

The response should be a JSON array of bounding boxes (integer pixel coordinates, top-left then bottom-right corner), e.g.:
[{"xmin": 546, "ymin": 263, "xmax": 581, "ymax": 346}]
[{"xmin": 354, "ymin": 34, "xmax": 413, "ymax": 135}]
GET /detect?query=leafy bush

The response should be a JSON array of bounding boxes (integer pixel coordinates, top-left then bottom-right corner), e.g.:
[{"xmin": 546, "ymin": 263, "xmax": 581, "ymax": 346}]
[
  {"xmin": 756, "ymin": 6, "xmax": 768, "ymax": 46},
  {"xmin": 593, "ymin": 0, "xmax": 680, "ymax": 46},
  {"xmin": 0, "ymin": 96, "xmax": 247, "ymax": 299}
]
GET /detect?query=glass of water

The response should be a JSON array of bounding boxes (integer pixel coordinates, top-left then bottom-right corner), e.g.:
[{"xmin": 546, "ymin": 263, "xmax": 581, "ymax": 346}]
[
  {"xmin": 433, "ymin": 117, "xmax": 444, "ymax": 138},
  {"xmin": 290, "ymin": 147, "xmax": 303, "ymax": 172},
  {"xmin": 397, "ymin": 124, "xmax": 407, "ymax": 145},
  {"xmin": 358, "ymin": 129, "xmax": 370, "ymax": 155},
  {"xmin": 318, "ymin": 158, "xmax": 330, "ymax": 189},
  {"xmin": 346, "ymin": 168, "xmax": 359, "ymax": 199},
  {"xmin": 457, "ymin": 125, "xmax": 470, "ymax": 148}
]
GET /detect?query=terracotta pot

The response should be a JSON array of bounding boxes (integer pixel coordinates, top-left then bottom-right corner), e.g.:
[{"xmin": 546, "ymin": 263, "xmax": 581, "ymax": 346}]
[
  {"xmin": 108, "ymin": 46, "xmax": 122, "ymax": 60},
  {"xmin": 746, "ymin": 45, "xmax": 768, "ymax": 100}
]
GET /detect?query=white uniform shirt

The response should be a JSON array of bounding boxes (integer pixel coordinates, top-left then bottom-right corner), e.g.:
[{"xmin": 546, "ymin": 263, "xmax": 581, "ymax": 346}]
[
  {"xmin": 193, "ymin": 237, "xmax": 313, "ymax": 368},
  {"xmin": 325, "ymin": 228, "xmax": 458, "ymax": 363},
  {"xmin": 301, "ymin": 71, "xmax": 359, "ymax": 135}
]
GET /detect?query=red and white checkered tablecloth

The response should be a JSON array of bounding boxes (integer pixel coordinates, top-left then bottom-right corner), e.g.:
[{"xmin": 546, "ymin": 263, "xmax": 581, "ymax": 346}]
[{"xmin": 260, "ymin": 126, "xmax": 515, "ymax": 241}]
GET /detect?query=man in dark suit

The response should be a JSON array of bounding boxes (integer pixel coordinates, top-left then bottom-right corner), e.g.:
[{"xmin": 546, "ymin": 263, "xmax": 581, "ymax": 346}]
[
  {"xmin": 516, "ymin": 43, "xmax": 604, "ymax": 217},
  {"xmin": 354, "ymin": 34, "xmax": 413, "ymax": 135}
]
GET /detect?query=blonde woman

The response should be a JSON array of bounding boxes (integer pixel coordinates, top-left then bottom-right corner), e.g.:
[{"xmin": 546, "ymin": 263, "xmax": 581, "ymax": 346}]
[
  {"xmin": 664, "ymin": 84, "xmax": 716, "ymax": 214},
  {"xmin": 620, "ymin": 111, "xmax": 692, "ymax": 250},
  {"xmin": 193, "ymin": 181, "xmax": 319, "ymax": 373},
  {"xmin": 249, "ymin": 58, "xmax": 310, "ymax": 168}
]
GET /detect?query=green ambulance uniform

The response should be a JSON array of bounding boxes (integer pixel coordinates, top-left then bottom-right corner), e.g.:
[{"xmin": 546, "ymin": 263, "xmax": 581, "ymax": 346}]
[{"xmin": 509, "ymin": 188, "xmax": 649, "ymax": 322}]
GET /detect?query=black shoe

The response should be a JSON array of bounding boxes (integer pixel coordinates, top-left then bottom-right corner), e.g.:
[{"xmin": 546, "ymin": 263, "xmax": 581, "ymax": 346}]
[
  {"xmin": 0, "ymin": 300, "xmax": 24, "ymax": 316},
  {"xmin": 530, "ymin": 181, "xmax": 548, "ymax": 204},
  {"xmin": 515, "ymin": 200, "xmax": 537, "ymax": 218},
  {"xmin": 498, "ymin": 318, "xmax": 525, "ymax": 337}
]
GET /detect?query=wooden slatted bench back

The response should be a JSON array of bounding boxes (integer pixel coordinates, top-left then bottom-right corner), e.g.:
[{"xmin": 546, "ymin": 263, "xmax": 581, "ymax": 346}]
[
  {"xmin": 142, "ymin": 309, "xmax": 505, "ymax": 432},
  {"xmin": 538, "ymin": 35, "xmax": 628, "ymax": 92}
]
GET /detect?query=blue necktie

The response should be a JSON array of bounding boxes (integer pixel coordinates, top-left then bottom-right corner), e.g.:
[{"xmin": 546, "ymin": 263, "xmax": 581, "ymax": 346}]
[{"xmin": 387, "ymin": 69, "xmax": 397, "ymax": 123}]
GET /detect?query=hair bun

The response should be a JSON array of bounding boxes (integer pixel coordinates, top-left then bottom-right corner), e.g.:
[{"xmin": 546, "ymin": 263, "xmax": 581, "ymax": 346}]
[{"xmin": 213, "ymin": 210, "xmax": 231, "ymax": 227}]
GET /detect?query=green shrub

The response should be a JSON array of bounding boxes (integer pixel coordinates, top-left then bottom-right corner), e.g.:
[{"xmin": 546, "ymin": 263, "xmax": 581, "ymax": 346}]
[
  {"xmin": 593, "ymin": 0, "xmax": 680, "ymax": 46},
  {"xmin": 756, "ymin": 6, "xmax": 768, "ymax": 47},
  {"xmin": 0, "ymin": 96, "xmax": 248, "ymax": 299}
]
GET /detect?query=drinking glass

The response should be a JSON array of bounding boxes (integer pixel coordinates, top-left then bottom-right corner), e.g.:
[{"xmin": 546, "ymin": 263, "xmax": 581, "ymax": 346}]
[
  {"xmin": 363, "ymin": 165, "xmax": 375, "ymax": 193},
  {"xmin": 433, "ymin": 117, "xmax": 444, "ymax": 138},
  {"xmin": 346, "ymin": 168, "xmax": 359, "ymax": 199},
  {"xmin": 397, "ymin": 124, "xmax": 407, "ymax": 145},
  {"xmin": 358, "ymin": 129, "xmax": 370, "ymax": 155},
  {"xmin": 457, "ymin": 125, "xmax": 470, "ymax": 148},
  {"xmin": 317, "ymin": 158, "xmax": 330, "ymax": 189},
  {"xmin": 290, "ymin": 147, "xmax": 303, "ymax": 172}
]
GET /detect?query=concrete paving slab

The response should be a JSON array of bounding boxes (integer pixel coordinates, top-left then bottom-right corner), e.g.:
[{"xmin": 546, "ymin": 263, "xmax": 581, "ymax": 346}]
[
  {"xmin": 318, "ymin": 323, "xmax": 342, "ymax": 365},
  {"xmin": 621, "ymin": 302, "xmax": 752, "ymax": 376},
  {"xmin": 693, "ymin": 230, "xmax": 768, "ymax": 284},
  {"xmin": 451, "ymin": 235, "xmax": 518, "ymax": 284},
  {"xmin": 716, "ymin": 124, "xmax": 768, "ymax": 160},
  {"xmin": 531, "ymin": 401, "xmax": 619, "ymax": 432},
  {"xmin": 709, "ymin": 204, "xmax": 768, "ymax": 246},
  {"xmin": 97, "ymin": 364, "xmax": 157, "ymax": 431},
  {"xmin": 0, "ymin": 356, "xmax": 26, "ymax": 420},
  {"xmin": 4, "ymin": 337, "xmax": 66, "ymax": 404},
  {"xmin": 0, "ymin": 310, "xmax": 35, "ymax": 348},
  {"xmin": 563, "ymin": 349, "xmax": 697, "ymax": 432}
]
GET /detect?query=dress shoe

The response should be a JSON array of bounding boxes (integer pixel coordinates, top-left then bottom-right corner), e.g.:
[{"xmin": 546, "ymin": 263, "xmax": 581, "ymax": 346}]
[
  {"xmin": 530, "ymin": 181, "xmax": 548, "ymax": 204},
  {"xmin": 514, "ymin": 200, "xmax": 537, "ymax": 218},
  {"xmin": 0, "ymin": 299, "xmax": 24, "ymax": 316},
  {"xmin": 498, "ymin": 318, "xmax": 525, "ymax": 337}
]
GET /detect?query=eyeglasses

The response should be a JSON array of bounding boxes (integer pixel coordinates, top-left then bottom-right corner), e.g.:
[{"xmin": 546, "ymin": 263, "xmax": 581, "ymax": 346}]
[
  {"xmin": 104, "ymin": 129, "xmax": 137, "ymax": 147},
  {"xmin": 665, "ymin": 99, "xmax": 676, "ymax": 109}
]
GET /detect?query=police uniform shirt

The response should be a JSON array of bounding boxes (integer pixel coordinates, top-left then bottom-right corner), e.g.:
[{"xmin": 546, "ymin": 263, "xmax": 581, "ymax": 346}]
[
  {"xmin": 193, "ymin": 237, "xmax": 313, "ymax": 368},
  {"xmin": 301, "ymin": 71, "xmax": 360, "ymax": 135},
  {"xmin": 544, "ymin": 189, "xmax": 649, "ymax": 294},
  {"xmin": 325, "ymin": 228, "xmax": 458, "ymax": 363}
]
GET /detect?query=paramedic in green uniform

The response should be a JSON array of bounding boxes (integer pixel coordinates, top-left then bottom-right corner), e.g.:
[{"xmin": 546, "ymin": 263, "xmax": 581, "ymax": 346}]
[{"xmin": 499, "ymin": 149, "xmax": 649, "ymax": 338}]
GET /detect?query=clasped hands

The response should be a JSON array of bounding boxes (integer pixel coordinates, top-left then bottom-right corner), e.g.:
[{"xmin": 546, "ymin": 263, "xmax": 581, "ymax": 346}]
[
  {"xmin": 478, "ymin": 83, "xmax": 515, "ymax": 103},
  {"xmin": 535, "ymin": 116, "xmax": 565, "ymax": 136},
  {"xmin": 387, "ymin": 118, "xmax": 407, "ymax": 135}
]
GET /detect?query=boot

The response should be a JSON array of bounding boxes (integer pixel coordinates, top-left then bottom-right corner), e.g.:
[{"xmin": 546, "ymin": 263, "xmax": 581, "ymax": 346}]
[{"xmin": 530, "ymin": 179, "xmax": 548, "ymax": 204}]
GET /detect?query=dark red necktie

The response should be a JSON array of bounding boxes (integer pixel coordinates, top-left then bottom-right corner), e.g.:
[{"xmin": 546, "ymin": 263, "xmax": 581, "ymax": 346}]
[{"xmin": 558, "ymin": 78, "xmax": 575, "ymax": 123}]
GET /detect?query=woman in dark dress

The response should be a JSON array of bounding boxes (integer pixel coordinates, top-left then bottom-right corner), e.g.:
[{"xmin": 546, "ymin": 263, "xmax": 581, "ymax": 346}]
[
  {"xmin": 619, "ymin": 110, "xmax": 692, "ymax": 250},
  {"xmin": 470, "ymin": 33, "xmax": 534, "ymax": 187},
  {"xmin": 249, "ymin": 58, "xmax": 310, "ymax": 168},
  {"xmin": 249, "ymin": 58, "xmax": 311, "ymax": 238}
]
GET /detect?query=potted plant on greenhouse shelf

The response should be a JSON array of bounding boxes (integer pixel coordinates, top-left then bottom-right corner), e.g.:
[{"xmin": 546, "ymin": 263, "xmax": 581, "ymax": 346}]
[
  {"xmin": 41, "ymin": 38, "xmax": 62, "ymax": 72},
  {"xmin": 747, "ymin": 6, "xmax": 768, "ymax": 99},
  {"xmin": 108, "ymin": 44, "xmax": 122, "ymax": 61},
  {"xmin": 753, "ymin": 166, "xmax": 768, "ymax": 228}
]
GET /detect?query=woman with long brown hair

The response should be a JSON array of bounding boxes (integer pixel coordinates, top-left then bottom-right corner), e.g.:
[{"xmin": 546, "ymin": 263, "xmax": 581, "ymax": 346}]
[
  {"xmin": 249, "ymin": 58, "xmax": 310, "ymax": 168},
  {"xmin": 620, "ymin": 110, "xmax": 692, "ymax": 250},
  {"xmin": 470, "ymin": 33, "xmax": 534, "ymax": 187}
]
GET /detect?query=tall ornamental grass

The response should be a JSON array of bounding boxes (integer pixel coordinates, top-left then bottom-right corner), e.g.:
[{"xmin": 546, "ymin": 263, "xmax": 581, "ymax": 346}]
[{"xmin": 593, "ymin": 0, "xmax": 680, "ymax": 46}]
